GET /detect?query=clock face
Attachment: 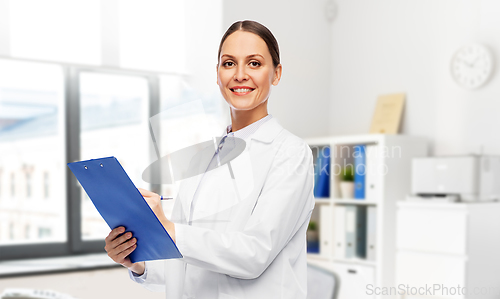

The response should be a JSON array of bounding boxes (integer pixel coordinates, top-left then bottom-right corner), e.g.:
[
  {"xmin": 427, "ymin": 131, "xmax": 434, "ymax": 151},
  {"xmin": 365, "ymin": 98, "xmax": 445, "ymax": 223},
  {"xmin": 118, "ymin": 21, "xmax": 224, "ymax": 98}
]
[{"xmin": 450, "ymin": 44, "xmax": 494, "ymax": 89}]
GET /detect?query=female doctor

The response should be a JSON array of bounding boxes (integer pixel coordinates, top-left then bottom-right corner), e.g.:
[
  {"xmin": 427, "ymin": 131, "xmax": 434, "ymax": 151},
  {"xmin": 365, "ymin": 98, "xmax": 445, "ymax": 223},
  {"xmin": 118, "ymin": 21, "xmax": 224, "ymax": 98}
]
[{"xmin": 104, "ymin": 20, "xmax": 315, "ymax": 299}]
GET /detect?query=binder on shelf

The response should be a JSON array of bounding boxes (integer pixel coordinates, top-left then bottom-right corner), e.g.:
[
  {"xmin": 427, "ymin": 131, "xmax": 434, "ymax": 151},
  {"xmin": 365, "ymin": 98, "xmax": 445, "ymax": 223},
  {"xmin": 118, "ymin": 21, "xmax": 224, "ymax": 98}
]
[
  {"xmin": 355, "ymin": 206, "xmax": 367, "ymax": 258},
  {"xmin": 306, "ymin": 226, "xmax": 320, "ymax": 254},
  {"xmin": 364, "ymin": 144, "xmax": 379, "ymax": 201},
  {"xmin": 345, "ymin": 205, "xmax": 368, "ymax": 259},
  {"xmin": 366, "ymin": 206, "xmax": 377, "ymax": 261},
  {"xmin": 345, "ymin": 205, "xmax": 356, "ymax": 258},
  {"xmin": 320, "ymin": 205, "xmax": 333, "ymax": 257},
  {"xmin": 354, "ymin": 145, "xmax": 366, "ymax": 199},
  {"xmin": 314, "ymin": 146, "xmax": 331, "ymax": 198},
  {"xmin": 313, "ymin": 151, "xmax": 320, "ymax": 195},
  {"xmin": 333, "ymin": 205, "xmax": 346, "ymax": 259}
]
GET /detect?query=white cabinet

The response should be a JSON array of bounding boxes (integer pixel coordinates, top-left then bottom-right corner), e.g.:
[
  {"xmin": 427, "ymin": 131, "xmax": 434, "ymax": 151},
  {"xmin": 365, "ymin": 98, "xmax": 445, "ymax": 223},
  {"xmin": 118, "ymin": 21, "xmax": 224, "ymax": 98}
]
[
  {"xmin": 334, "ymin": 262, "xmax": 375, "ymax": 299},
  {"xmin": 397, "ymin": 252, "xmax": 467, "ymax": 298},
  {"xmin": 397, "ymin": 207, "xmax": 467, "ymax": 254},
  {"xmin": 396, "ymin": 202, "xmax": 500, "ymax": 299},
  {"xmin": 306, "ymin": 134, "xmax": 428, "ymax": 299}
]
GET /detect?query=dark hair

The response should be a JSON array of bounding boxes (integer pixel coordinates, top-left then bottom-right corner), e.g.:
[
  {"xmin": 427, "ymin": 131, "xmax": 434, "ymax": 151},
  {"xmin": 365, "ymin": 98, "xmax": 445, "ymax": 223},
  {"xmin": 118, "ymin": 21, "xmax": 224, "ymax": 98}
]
[{"xmin": 218, "ymin": 20, "xmax": 280, "ymax": 68}]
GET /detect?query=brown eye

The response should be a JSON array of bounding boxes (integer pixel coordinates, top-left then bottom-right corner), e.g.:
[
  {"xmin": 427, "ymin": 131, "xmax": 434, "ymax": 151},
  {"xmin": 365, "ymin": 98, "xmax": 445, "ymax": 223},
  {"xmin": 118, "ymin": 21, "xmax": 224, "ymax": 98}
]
[
  {"xmin": 250, "ymin": 61, "xmax": 260, "ymax": 67},
  {"xmin": 223, "ymin": 61, "xmax": 234, "ymax": 67}
]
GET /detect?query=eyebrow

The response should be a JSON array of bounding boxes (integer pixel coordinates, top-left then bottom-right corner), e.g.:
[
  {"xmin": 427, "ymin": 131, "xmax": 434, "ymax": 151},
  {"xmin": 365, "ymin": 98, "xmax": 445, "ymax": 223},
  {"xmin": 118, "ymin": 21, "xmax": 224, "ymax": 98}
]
[{"xmin": 221, "ymin": 54, "xmax": 265, "ymax": 60}]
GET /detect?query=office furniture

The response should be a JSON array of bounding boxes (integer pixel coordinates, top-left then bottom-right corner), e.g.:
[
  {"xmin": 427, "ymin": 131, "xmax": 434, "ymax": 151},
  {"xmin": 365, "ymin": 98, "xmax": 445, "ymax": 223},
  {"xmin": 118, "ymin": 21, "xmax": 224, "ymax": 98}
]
[
  {"xmin": 306, "ymin": 134, "xmax": 428, "ymax": 299},
  {"xmin": 396, "ymin": 201, "xmax": 500, "ymax": 299},
  {"xmin": 307, "ymin": 263, "xmax": 338, "ymax": 299}
]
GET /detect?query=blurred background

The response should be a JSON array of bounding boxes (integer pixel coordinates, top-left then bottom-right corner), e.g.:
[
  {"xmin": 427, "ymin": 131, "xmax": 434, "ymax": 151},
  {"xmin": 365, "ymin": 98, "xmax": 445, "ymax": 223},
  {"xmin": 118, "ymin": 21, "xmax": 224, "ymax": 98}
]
[{"xmin": 1, "ymin": 0, "xmax": 500, "ymax": 298}]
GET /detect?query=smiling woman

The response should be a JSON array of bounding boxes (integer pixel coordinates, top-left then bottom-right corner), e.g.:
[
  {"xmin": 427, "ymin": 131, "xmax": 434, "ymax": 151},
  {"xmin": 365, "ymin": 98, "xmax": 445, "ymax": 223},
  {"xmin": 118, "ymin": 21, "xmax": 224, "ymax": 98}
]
[
  {"xmin": 217, "ymin": 30, "xmax": 281, "ymax": 130},
  {"xmin": 104, "ymin": 20, "xmax": 315, "ymax": 299},
  {"xmin": 217, "ymin": 21, "xmax": 282, "ymax": 131},
  {"xmin": 217, "ymin": 26, "xmax": 282, "ymax": 131}
]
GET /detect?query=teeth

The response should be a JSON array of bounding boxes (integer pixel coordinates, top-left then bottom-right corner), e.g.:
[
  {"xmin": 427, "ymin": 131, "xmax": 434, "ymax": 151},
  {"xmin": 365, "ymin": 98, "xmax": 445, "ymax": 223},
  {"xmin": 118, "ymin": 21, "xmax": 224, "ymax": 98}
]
[{"xmin": 233, "ymin": 88, "xmax": 253, "ymax": 93}]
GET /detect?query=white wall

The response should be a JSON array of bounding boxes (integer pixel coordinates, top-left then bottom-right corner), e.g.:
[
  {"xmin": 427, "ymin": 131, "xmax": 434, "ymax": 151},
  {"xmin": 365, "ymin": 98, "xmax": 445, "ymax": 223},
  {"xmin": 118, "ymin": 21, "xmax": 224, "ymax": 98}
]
[
  {"xmin": 185, "ymin": 0, "xmax": 223, "ymax": 92},
  {"xmin": 222, "ymin": 0, "xmax": 332, "ymax": 138},
  {"xmin": 330, "ymin": 0, "xmax": 500, "ymax": 155}
]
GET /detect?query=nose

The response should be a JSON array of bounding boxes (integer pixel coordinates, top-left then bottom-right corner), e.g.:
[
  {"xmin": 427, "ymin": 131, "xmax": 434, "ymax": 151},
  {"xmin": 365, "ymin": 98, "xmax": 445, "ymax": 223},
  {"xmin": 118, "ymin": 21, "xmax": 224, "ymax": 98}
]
[{"xmin": 233, "ymin": 65, "xmax": 248, "ymax": 82}]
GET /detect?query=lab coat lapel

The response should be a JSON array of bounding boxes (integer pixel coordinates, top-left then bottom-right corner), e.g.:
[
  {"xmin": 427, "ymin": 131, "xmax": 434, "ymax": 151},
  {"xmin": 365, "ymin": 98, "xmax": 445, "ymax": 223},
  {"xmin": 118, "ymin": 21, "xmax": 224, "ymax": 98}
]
[
  {"xmin": 182, "ymin": 118, "xmax": 283, "ymax": 223},
  {"xmin": 185, "ymin": 143, "xmax": 217, "ymax": 211},
  {"xmin": 248, "ymin": 117, "xmax": 283, "ymax": 144},
  {"xmin": 224, "ymin": 118, "xmax": 284, "ymax": 228}
]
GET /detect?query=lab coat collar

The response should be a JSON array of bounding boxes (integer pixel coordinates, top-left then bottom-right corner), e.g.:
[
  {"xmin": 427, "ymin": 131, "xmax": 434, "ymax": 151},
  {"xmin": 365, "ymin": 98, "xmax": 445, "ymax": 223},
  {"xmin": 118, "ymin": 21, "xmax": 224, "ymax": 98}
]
[
  {"xmin": 249, "ymin": 117, "xmax": 283, "ymax": 143},
  {"xmin": 185, "ymin": 117, "xmax": 284, "ymax": 217},
  {"xmin": 225, "ymin": 114, "xmax": 273, "ymax": 140}
]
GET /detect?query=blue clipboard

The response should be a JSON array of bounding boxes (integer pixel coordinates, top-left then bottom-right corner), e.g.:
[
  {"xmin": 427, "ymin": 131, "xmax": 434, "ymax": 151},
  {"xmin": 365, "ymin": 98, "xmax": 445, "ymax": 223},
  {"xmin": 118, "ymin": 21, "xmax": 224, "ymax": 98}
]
[{"xmin": 67, "ymin": 156, "xmax": 182, "ymax": 263}]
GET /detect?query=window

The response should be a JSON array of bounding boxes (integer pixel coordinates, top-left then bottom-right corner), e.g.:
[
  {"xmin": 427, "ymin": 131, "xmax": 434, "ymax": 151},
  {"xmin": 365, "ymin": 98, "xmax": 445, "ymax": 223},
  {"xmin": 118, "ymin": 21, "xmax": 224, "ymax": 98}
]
[
  {"xmin": 119, "ymin": 0, "xmax": 187, "ymax": 73},
  {"xmin": 0, "ymin": 0, "xmax": 223, "ymax": 261},
  {"xmin": 8, "ymin": 0, "xmax": 190, "ymax": 73},
  {"xmin": 10, "ymin": 173, "xmax": 15, "ymax": 198},
  {"xmin": 79, "ymin": 71, "xmax": 151, "ymax": 240},
  {"xmin": 156, "ymin": 75, "xmax": 227, "ymax": 216},
  {"xmin": 0, "ymin": 59, "xmax": 66, "ymax": 246},
  {"xmin": 9, "ymin": 0, "xmax": 101, "ymax": 65},
  {"xmin": 43, "ymin": 172, "xmax": 49, "ymax": 199},
  {"xmin": 25, "ymin": 224, "xmax": 30, "ymax": 239},
  {"xmin": 9, "ymin": 222, "xmax": 14, "ymax": 240},
  {"xmin": 0, "ymin": 67, "xmax": 224, "ymax": 259},
  {"xmin": 38, "ymin": 227, "xmax": 52, "ymax": 239},
  {"xmin": 25, "ymin": 172, "xmax": 32, "ymax": 199}
]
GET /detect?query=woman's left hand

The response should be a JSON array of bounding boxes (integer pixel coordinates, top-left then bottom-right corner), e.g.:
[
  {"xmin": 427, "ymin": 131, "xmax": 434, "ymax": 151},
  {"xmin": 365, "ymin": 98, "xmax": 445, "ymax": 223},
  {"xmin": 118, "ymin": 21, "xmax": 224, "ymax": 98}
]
[{"xmin": 138, "ymin": 188, "xmax": 176, "ymax": 243}]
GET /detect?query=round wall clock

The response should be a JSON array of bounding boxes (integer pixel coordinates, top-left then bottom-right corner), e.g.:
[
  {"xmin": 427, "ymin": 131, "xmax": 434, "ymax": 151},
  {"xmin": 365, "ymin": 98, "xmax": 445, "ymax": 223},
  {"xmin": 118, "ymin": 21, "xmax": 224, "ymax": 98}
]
[{"xmin": 450, "ymin": 43, "xmax": 494, "ymax": 90}]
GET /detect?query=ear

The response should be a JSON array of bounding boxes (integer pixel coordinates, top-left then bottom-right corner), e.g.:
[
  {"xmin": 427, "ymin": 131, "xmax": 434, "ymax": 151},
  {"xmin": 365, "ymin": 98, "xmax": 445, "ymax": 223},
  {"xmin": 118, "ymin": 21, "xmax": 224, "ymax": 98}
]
[{"xmin": 272, "ymin": 64, "xmax": 282, "ymax": 86}]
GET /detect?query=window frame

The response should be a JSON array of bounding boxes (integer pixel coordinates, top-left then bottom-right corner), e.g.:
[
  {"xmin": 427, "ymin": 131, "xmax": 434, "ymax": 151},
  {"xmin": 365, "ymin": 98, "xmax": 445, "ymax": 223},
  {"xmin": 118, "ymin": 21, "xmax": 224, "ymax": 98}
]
[{"xmin": 0, "ymin": 61, "xmax": 165, "ymax": 261}]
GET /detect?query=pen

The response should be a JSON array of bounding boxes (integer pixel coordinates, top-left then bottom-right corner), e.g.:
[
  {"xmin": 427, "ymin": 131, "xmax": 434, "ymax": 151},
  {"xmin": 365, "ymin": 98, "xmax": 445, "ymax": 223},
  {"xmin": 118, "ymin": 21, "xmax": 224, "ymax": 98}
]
[{"xmin": 160, "ymin": 195, "xmax": 173, "ymax": 200}]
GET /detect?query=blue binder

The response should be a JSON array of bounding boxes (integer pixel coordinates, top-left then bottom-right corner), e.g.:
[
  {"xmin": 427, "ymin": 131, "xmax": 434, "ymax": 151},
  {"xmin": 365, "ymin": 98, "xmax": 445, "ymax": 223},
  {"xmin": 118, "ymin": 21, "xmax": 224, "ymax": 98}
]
[
  {"xmin": 313, "ymin": 147, "xmax": 330, "ymax": 198},
  {"xmin": 68, "ymin": 156, "xmax": 182, "ymax": 263},
  {"xmin": 354, "ymin": 145, "xmax": 366, "ymax": 199}
]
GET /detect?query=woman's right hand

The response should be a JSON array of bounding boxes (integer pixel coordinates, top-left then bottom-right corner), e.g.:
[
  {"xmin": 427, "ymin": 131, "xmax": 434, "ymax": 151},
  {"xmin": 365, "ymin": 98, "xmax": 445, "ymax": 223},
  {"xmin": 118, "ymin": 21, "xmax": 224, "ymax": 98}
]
[{"xmin": 104, "ymin": 226, "xmax": 145, "ymax": 275}]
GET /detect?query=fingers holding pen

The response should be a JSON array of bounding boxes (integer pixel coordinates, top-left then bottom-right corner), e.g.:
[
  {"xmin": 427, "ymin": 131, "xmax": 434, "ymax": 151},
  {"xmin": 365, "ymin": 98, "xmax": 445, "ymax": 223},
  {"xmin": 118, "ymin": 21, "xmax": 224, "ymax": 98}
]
[{"xmin": 138, "ymin": 188, "xmax": 157, "ymax": 198}]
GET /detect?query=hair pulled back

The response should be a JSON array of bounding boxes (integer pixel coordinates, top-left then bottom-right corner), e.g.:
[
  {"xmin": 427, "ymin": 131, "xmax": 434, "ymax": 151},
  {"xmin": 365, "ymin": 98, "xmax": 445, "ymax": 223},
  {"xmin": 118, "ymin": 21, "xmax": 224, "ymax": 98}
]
[{"xmin": 218, "ymin": 20, "xmax": 280, "ymax": 68}]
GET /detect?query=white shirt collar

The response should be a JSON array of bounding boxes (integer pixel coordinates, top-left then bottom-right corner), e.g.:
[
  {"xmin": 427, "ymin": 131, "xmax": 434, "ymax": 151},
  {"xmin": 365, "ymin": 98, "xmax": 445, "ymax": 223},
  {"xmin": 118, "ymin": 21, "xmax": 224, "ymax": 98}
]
[{"xmin": 225, "ymin": 114, "xmax": 273, "ymax": 140}]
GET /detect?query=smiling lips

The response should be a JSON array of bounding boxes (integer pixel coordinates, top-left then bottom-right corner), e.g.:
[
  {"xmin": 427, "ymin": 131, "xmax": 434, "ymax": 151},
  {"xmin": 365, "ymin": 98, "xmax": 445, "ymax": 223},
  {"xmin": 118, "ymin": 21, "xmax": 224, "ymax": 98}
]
[{"xmin": 230, "ymin": 86, "xmax": 255, "ymax": 95}]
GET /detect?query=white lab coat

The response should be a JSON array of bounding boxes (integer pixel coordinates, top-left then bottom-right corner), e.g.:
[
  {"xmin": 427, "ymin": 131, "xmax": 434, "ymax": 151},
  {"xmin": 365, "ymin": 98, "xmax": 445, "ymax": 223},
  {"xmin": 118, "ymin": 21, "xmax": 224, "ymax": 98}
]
[{"xmin": 131, "ymin": 118, "xmax": 315, "ymax": 299}]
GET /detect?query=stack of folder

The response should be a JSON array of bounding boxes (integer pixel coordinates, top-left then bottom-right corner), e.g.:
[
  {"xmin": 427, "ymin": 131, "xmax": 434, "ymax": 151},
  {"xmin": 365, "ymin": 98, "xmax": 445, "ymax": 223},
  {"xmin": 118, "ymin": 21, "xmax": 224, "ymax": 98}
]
[
  {"xmin": 309, "ymin": 143, "xmax": 381, "ymax": 258},
  {"xmin": 334, "ymin": 205, "xmax": 377, "ymax": 261}
]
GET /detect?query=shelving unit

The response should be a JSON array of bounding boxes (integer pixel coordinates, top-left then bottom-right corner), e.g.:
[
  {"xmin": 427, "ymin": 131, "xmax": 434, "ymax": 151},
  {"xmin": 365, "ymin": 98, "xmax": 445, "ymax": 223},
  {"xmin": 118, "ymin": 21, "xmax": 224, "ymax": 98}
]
[
  {"xmin": 306, "ymin": 134, "xmax": 428, "ymax": 299},
  {"xmin": 332, "ymin": 199, "xmax": 378, "ymax": 205}
]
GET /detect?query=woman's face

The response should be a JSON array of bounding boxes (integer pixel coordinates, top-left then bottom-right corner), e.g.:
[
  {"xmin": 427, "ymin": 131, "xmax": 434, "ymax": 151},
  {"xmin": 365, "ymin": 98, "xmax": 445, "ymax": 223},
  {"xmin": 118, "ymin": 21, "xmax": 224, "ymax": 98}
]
[{"xmin": 217, "ymin": 31, "xmax": 281, "ymax": 112}]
